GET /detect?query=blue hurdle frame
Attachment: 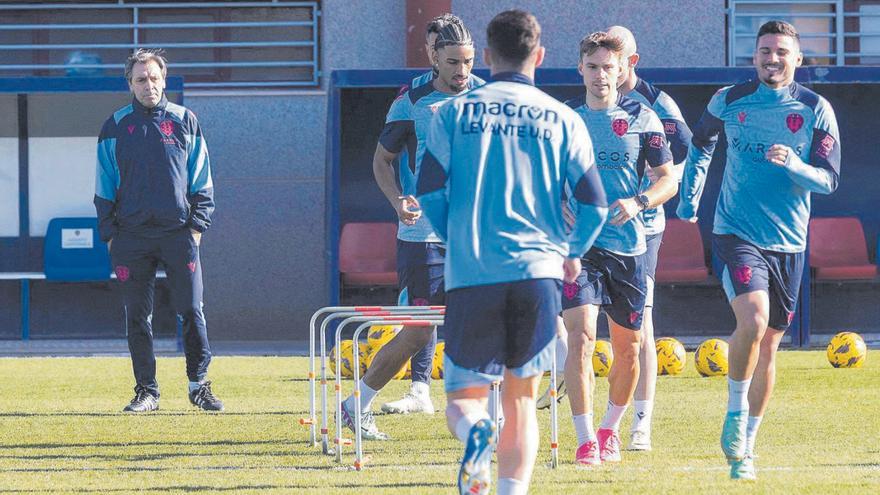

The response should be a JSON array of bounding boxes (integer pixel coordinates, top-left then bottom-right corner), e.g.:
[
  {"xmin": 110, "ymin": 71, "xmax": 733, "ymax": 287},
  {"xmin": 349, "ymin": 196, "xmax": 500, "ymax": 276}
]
[{"xmin": 325, "ymin": 66, "xmax": 880, "ymax": 348}]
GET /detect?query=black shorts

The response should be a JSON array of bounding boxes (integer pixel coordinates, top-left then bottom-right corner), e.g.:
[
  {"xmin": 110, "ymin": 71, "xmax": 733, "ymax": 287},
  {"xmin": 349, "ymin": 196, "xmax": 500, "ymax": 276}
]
[
  {"xmin": 561, "ymin": 247, "xmax": 647, "ymax": 330},
  {"xmin": 712, "ymin": 234, "xmax": 805, "ymax": 330},
  {"xmin": 396, "ymin": 240, "xmax": 445, "ymax": 306}
]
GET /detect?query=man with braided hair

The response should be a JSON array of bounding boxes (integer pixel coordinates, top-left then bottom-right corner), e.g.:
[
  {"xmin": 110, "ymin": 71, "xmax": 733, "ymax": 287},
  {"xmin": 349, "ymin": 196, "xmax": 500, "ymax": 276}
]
[
  {"xmin": 381, "ymin": 14, "xmax": 484, "ymax": 416},
  {"xmin": 338, "ymin": 20, "xmax": 482, "ymax": 441}
]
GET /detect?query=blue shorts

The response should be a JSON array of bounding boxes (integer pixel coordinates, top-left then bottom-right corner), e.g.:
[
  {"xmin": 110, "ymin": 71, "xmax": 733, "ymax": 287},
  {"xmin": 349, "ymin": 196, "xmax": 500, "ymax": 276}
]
[
  {"xmin": 712, "ymin": 234, "xmax": 805, "ymax": 331},
  {"xmin": 443, "ymin": 278, "xmax": 561, "ymax": 392},
  {"xmin": 639, "ymin": 233, "xmax": 663, "ymax": 307},
  {"xmin": 561, "ymin": 247, "xmax": 647, "ymax": 330},
  {"xmin": 396, "ymin": 240, "xmax": 445, "ymax": 306}
]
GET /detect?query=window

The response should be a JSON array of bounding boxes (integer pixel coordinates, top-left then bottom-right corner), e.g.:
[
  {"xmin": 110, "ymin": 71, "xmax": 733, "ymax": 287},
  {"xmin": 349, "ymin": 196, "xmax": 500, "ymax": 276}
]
[
  {"xmin": 727, "ymin": 0, "xmax": 880, "ymax": 66},
  {"xmin": 0, "ymin": 1, "xmax": 321, "ymax": 89}
]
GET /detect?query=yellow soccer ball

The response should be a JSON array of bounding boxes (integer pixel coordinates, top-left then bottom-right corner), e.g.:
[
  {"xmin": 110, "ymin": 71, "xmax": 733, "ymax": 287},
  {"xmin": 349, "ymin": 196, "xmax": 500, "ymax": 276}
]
[
  {"xmin": 357, "ymin": 342, "xmax": 370, "ymax": 375},
  {"xmin": 695, "ymin": 338, "xmax": 729, "ymax": 377},
  {"xmin": 593, "ymin": 340, "xmax": 613, "ymax": 377},
  {"xmin": 363, "ymin": 344, "xmax": 407, "ymax": 380},
  {"xmin": 367, "ymin": 324, "xmax": 402, "ymax": 353},
  {"xmin": 432, "ymin": 341, "xmax": 446, "ymax": 380},
  {"xmin": 329, "ymin": 340, "xmax": 356, "ymax": 378},
  {"xmin": 656, "ymin": 337, "xmax": 686, "ymax": 376},
  {"xmin": 827, "ymin": 332, "xmax": 867, "ymax": 368}
]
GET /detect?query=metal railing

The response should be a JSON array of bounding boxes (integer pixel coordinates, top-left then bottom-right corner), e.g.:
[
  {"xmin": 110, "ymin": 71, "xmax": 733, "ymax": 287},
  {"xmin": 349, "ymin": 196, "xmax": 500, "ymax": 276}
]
[
  {"xmin": 728, "ymin": 0, "xmax": 880, "ymax": 66},
  {"xmin": 0, "ymin": 1, "xmax": 321, "ymax": 89}
]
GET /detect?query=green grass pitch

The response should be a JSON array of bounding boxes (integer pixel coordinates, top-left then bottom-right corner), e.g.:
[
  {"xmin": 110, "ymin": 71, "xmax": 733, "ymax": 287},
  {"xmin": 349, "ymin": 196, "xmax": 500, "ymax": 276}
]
[{"xmin": 0, "ymin": 351, "xmax": 877, "ymax": 494}]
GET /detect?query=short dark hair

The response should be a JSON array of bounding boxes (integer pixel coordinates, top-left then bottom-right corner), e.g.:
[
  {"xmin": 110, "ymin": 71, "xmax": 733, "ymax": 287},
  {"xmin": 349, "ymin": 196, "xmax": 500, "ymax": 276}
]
[
  {"xmin": 486, "ymin": 10, "xmax": 541, "ymax": 65},
  {"xmin": 426, "ymin": 13, "xmax": 460, "ymax": 38},
  {"xmin": 434, "ymin": 20, "xmax": 473, "ymax": 51},
  {"xmin": 756, "ymin": 20, "xmax": 800, "ymax": 46},
  {"xmin": 579, "ymin": 32, "xmax": 625, "ymax": 60}
]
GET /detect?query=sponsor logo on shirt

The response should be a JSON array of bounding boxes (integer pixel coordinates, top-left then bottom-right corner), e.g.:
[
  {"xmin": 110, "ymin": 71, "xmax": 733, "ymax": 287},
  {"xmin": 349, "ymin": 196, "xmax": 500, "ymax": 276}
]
[
  {"xmin": 649, "ymin": 134, "xmax": 663, "ymax": 149},
  {"xmin": 786, "ymin": 113, "xmax": 804, "ymax": 133},
  {"xmin": 664, "ymin": 122, "xmax": 677, "ymax": 134},
  {"xmin": 612, "ymin": 118, "xmax": 629, "ymax": 137},
  {"xmin": 461, "ymin": 101, "xmax": 558, "ymax": 140},
  {"xmin": 731, "ymin": 138, "xmax": 804, "ymax": 156}
]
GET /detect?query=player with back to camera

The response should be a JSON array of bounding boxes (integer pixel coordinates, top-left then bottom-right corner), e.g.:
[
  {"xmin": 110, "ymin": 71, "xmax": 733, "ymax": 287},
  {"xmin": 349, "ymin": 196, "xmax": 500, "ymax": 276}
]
[{"xmin": 417, "ymin": 10, "xmax": 608, "ymax": 494}]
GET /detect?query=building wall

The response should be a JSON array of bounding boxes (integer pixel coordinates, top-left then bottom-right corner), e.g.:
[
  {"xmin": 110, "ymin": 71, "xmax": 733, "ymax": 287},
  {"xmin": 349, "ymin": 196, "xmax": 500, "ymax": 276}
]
[{"xmin": 453, "ymin": 0, "xmax": 726, "ymax": 68}]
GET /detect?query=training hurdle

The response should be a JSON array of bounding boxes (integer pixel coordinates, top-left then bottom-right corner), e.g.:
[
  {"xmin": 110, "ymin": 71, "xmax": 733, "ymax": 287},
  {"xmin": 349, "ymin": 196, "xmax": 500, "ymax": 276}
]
[
  {"xmin": 348, "ymin": 318, "xmax": 445, "ymax": 470},
  {"xmin": 302, "ymin": 306, "xmax": 444, "ymax": 453}
]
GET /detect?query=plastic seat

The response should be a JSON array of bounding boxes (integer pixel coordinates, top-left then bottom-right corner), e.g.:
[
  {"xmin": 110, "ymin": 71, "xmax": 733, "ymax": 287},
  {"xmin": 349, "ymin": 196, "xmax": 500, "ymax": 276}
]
[
  {"xmin": 809, "ymin": 217, "xmax": 877, "ymax": 280},
  {"xmin": 43, "ymin": 217, "xmax": 111, "ymax": 281},
  {"xmin": 339, "ymin": 222, "xmax": 398, "ymax": 287},
  {"xmin": 655, "ymin": 219, "xmax": 710, "ymax": 283}
]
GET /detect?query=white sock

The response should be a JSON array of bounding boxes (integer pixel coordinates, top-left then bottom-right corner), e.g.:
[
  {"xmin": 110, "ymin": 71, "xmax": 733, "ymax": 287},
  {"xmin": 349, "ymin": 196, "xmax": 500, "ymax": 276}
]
[
  {"xmin": 497, "ymin": 477, "xmax": 528, "ymax": 495},
  {"xmin": 746, "ymin": 415, "xmax": 763, "ymax": 453},
  {"xmin": 454, "ymin": 410, "xmax": 490, "ymax": 444},
  {"xmin": 727, "ymin": 378, "xmax": 751, "ymax": 413},
  {"xmin": 599, "ymin": 401, "xmax": 628, "ymax": 431},
  {"xmin": 572, "ymin": 413, "xmax": 596, "ymax": 445},
  {"xmin": 188, "ymin": 381, "xmax": 203, "ymax": 393},
  {"xmin": 359, "ymin": 380, "xmax": 379, "ymax": 412},
  {"xmin": 411, "ymin": 381, "xmax": 430, "ymax": 397},
  {"xmin": 632, "ymin": 399, "xmax": 654, "ymax": 433}
]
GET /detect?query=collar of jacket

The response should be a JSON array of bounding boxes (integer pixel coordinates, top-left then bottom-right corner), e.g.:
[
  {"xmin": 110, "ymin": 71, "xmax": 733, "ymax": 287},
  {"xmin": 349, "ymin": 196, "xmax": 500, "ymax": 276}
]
[{"xmin": 132, "ymin": 94, "xmax": 169, "ymax": 115}]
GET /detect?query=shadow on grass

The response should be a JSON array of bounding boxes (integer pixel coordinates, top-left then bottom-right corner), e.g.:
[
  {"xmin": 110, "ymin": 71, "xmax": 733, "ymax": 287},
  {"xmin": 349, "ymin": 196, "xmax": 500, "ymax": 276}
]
[{"xmin": 0, "ymin": 439, "xmax": 286, "ymax": 450}]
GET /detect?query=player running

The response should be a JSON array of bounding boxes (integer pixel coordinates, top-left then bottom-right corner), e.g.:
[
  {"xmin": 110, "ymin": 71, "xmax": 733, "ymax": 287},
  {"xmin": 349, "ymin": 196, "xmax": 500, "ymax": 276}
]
[
  {"xmin": 417, "ymin": 10, "xmax": 607, "ymax": 494},
  {"xmin": 606, "ymin": 25, "xmax": 693, "ymax": 451},
  {"xmin": 562, "ymin": 32, "xmax": 677, "ymax": 467},
  {"xmin": 380, "ymin": 14, "xmax": 486, "ymax": 417},
  {"xmin": 339, "ymin": 20, "xmax": 482, "ymax": 439},
  {"xmin": 677, "ymin": 20, "xmax": 840, "ymax": 480}
]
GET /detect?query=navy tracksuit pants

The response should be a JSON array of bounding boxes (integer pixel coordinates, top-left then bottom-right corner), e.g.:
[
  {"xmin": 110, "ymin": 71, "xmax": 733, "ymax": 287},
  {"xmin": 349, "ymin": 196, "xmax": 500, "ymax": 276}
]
[{"xmin": 111, "ymin": 227, "xmax": 211, "ymax": 397}]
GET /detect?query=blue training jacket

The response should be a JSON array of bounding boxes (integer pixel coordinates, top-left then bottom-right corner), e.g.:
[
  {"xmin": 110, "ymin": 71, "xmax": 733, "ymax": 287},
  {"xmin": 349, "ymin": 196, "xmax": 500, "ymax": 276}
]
[
  {"xmin": 677, "ymin": 80, "xmax": 840, "ymax": 253},
  {"xmin": 94, "ymin": 95, "xmax": 214, "ymax": 242}
]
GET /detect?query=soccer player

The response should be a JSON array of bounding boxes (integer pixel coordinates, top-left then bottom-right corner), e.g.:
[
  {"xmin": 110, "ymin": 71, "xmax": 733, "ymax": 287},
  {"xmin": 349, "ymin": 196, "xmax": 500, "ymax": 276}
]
[
  {"xmin": 677, "ymin": 20, "xmax": 840, "ymax": 480},
  {"xmin": 606, "ymin": 25, "xmax": 694, "ymax": 451},
  {"xmin": 338, "ymin": 21, "xmax": 481, "ymax": 439},
  {"xmin": 562, "ymin": 32, "xmax": 677, "ymax": 466},
  {"xmin": 411, "ymin": 13, "xmax": 462, "ymax": 88},
  {"xmin": 418, "ymin": 10, "xmax": 608, "ymax": 494},
  {"xmin": 381, "ymin": 14, "xmax": 485, "ymax": 416}
]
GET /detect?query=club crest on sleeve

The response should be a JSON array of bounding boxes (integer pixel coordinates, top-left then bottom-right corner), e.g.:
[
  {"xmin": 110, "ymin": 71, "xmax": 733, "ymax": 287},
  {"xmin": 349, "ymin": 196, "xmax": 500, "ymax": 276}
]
[
  {"xmin": 664, "ymin": 122, "xmax": 677, "ymax": 134},
  {"xmin": 611, "ymin": 118, "xmax": 628, "ymax": 137},
  {"xmin": 649, "ymin": 134, "xmax": 663, "ymax": 149},
  {"xmin": 786, "ymin": 113, "xmax": 804, "ymax": 133},
  {"xmin": 817, "ymin": 134, "xmax": 835, "ymax": 159}
]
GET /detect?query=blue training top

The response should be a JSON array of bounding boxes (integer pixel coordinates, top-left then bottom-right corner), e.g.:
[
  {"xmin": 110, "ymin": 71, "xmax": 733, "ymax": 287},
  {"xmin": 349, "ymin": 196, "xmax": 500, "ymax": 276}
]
[
  {"xmin": 416, "ymin": 72, "xmax": 608, "ymax": 291},
  {"xmin": 626, "ymin": 78, "xmax": 693, "ymax": 236},
  {"xmin": 566, "ymin": 93, "xmax": 672, "ymax": 256},
  {"xmin": 677, "ymin": 80, "xmax": 841, "ymax": 253},
  {"xmin": 379, "ymin": 73, "xmax": 484, "ymax": 242}
]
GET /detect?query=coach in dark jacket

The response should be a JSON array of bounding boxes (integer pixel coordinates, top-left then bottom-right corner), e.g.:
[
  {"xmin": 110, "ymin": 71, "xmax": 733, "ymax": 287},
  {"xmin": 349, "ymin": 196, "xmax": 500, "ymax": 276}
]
[{"xmin": 94, "ymin": 48, "xmax": 223, "ymax": 412}]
